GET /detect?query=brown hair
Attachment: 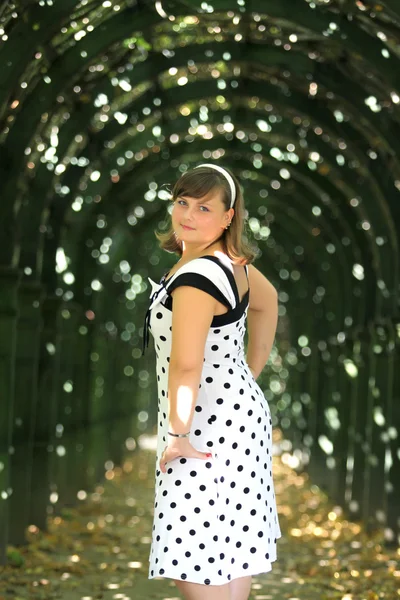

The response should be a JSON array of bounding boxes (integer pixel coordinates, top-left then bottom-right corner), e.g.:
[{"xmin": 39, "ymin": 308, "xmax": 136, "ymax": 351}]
[{"xmin": 154, "ymin": 165, "xmax": 257, "ymax": 265}]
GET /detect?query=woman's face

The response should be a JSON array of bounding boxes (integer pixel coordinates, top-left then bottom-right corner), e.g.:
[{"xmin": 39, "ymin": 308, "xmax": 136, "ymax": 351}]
[{"xmin": 171, "ymin": 187, "xmax": 232, "ymax": 246}]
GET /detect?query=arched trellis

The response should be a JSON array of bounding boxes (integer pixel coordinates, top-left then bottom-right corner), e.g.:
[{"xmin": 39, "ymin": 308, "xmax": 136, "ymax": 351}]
[
  {"xmin": 21, "ymin": 112, "xmax": 395, "ymax": 329},
  {"xmin": 0, "ymin": 0, "xmax": 399, "ymax": 566},
  {"xmin": 13, "ymin": 73, "xmax": 400, "ymax": 320},
  {"xmin": 2, "ymin": 2, "xmax": 400, "ymax": 262}
]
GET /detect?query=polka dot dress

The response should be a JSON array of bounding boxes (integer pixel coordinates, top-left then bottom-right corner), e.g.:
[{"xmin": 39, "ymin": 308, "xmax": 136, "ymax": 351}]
[{"xmin": 143, "ymin": 254, "xmax": 282, "ymax": 586}]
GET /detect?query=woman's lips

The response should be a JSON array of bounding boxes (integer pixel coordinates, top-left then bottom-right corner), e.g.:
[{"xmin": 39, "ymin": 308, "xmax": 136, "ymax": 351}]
[{"xmin": 182, "ymin": 224, "xmax": 195, "ymax": 230}]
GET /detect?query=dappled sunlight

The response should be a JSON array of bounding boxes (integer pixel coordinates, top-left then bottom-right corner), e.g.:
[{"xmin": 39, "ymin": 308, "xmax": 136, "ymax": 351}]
[
  {"xmin": 1, "ymin": 442, "xmax": 399, "ymax": 598},
  {"xmin": 0, "ymin": 1, "xmax": 399, "ymax": 597},
  {"xmin": 174, "ymin": 384, "xmax": 196, "ymax": 427}
]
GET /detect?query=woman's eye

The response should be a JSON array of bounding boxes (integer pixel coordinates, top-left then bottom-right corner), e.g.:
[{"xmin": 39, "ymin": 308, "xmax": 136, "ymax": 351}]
[{"xmin": 177, "ymin": 200, "xmax": 208, "ymax": 211}]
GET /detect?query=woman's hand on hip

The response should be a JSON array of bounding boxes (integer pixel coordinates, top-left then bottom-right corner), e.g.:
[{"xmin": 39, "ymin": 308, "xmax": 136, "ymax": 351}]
[{"xmin": 160, "ymin": 437, "xmax": 211, "ymax": 473}]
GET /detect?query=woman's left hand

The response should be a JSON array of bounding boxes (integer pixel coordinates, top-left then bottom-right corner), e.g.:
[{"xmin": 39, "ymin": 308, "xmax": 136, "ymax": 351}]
[{"xmin": 160, "ymin": 437, "xmax": 211, "ymax": 473}]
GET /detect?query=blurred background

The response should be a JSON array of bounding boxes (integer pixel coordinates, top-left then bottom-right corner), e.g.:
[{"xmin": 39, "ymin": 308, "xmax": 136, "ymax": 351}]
[{"xmin": 0, "ymin": 1, "xmax": 399, "ymax": 598}]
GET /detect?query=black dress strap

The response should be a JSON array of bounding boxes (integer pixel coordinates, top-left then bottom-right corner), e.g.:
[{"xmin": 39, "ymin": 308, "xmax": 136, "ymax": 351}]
[{"xmin": 199, "ymin": 256, "xmax": 240, "ymax": 306}]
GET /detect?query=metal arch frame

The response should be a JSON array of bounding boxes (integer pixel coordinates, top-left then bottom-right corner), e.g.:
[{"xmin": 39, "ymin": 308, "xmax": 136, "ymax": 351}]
[
  {"xmin": 2, "ymin": 2, "xmax": 400, "ymax": 260},
  {"xmin": 17, "ymin": 70, "xmax": 398, "ymax": 284},
  {"xmin": 0, "ymin": 20, "xmax": 396, "ymax": 325},
  {"xmin": 39, "ymin": 93, "xmax": 393, "ymax": 267}
]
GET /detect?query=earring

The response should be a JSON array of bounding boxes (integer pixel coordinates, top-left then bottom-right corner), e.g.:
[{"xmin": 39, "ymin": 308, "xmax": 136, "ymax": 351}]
[{"xmin": 225, "ymin": 222, "xmax": 231, "ymax": 229}]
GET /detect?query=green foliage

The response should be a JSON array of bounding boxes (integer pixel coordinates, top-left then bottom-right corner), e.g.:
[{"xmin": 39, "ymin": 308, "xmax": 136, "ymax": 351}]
[{"xmin": 6, "ymin": 546, "xmax": 25, "ymax": 567}]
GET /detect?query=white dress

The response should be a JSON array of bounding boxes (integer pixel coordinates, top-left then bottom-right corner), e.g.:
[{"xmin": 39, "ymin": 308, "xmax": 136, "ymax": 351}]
[{"xmin": 142, "ymin": 254, "xmax": 281, "ymax": 586}]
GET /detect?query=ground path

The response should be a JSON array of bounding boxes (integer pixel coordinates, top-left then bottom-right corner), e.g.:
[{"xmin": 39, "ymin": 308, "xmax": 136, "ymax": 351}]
[{"xmin": 1, "ymin": 431, "xmax": 399, "ymax": 600}]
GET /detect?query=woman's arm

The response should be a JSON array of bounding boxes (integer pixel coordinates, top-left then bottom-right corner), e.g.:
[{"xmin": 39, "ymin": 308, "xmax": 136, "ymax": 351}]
[
  {"xmin": 246, "ymin": 264, "xmax": 278, "ymax": 379},
  {"xmin": 167, "ymin": 286, "xmax": 217, "ymax": 435}
]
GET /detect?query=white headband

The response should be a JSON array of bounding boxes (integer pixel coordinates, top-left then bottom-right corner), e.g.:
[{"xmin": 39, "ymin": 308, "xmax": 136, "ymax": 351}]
[{"xmin": 195, "ymin": 163, "xmax": 236, "ymax": 208}]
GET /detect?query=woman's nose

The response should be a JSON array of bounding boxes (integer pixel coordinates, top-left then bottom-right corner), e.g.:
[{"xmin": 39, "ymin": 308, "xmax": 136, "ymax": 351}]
[{"xmin": 184, "ymin": 206, "xmax": 196, "ymax": 219}]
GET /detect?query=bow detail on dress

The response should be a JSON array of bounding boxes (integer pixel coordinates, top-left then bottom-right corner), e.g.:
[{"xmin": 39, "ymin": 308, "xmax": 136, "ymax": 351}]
[{"xmin": 142, "ymin": 276, "xmax": 168, "ymax": 356}]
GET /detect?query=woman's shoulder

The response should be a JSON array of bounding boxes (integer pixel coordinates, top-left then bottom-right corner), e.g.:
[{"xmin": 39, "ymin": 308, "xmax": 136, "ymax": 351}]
[
  {"xmin": 166, "ymin": 252, "xmax": 251, "ymax": 283},
  {"xmin": 247, "ymin": 263, "xmax": 278, "ymax": 306}
]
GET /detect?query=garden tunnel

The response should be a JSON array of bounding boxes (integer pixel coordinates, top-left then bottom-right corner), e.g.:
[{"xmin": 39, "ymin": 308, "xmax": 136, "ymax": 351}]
[{"xmin": 0, "ymin": 0, "xmax": 399, "ymax": 566}]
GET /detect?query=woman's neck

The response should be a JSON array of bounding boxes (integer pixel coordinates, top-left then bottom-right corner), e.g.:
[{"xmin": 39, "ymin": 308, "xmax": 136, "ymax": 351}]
[{"xmin": 179, "ymin": 243, "xmax": 226, "ymax": 262}]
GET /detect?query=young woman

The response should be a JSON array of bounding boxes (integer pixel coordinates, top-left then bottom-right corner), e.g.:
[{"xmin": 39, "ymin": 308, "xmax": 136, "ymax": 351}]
[{"xmin": 142, "ymin": 164, "xmax": 281, "ymax": 600}]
